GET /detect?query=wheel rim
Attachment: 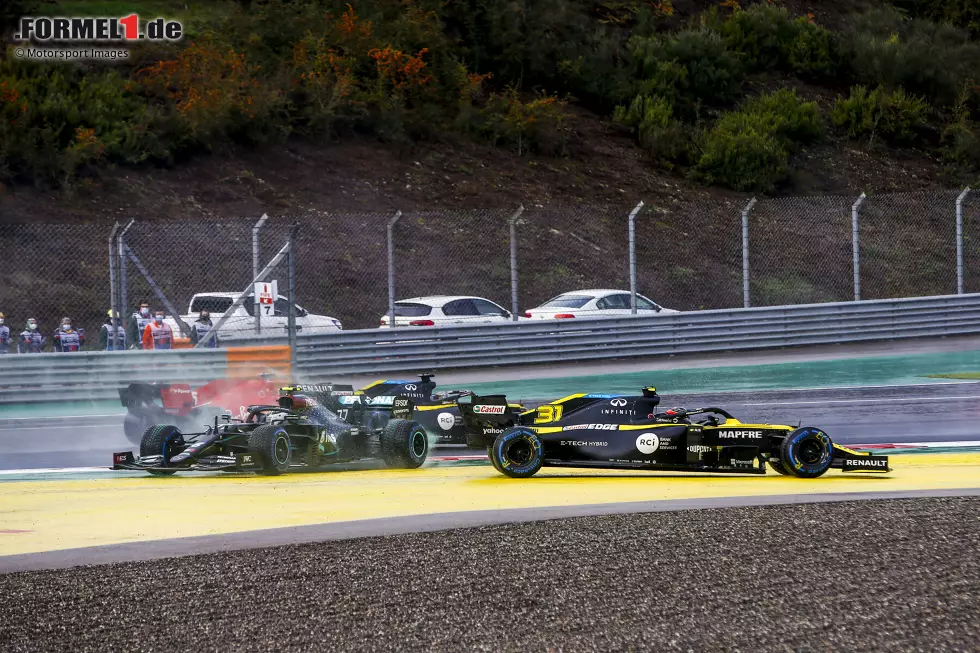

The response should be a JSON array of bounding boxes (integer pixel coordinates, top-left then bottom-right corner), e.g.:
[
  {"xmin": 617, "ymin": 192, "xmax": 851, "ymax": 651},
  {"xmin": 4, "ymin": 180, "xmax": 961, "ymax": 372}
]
[
  {"xmin": 411, "ymin": 430, "xmax": 427, "ymax": 458},
  {"xmin": 505, "ymin": 438, "xmax": 533, "ymax": 466},
  {"xmin": 799, "ymin": 437, "xmax": 825, "ymax": 465},
  {"xmin": 274, "ymin": 435, "xmax": 289, "ymax": 465}
]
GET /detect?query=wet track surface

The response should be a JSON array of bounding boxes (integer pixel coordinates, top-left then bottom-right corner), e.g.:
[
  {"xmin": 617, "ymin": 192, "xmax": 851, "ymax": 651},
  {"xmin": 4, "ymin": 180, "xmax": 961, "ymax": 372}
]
[
  {"xmin": 1, "ymin": 496, "xmax": 976, "ymax": 652},
  {"xmin": 1, "ymin": 382, "xmax": 978, "ymax": 470}
]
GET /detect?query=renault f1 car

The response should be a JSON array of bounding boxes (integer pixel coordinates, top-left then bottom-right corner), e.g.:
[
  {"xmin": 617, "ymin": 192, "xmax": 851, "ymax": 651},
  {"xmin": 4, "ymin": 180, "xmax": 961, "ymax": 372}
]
[
  {"xmin": 327, "ymin": 374, "xmax": 524, "ymax": 444},
  {"xmin": 112, "ymin": 385, "xmax": 429, "ymax": 475},
  {"xmin": 439, "ymin": 387, "xmax": 890, "ymax": 478}
]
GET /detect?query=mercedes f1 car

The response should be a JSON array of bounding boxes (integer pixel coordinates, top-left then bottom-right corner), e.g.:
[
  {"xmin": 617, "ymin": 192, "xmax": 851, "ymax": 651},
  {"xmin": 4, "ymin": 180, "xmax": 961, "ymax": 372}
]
[
  {"xmin": 112, "ymin": 385, "xmax": 429, "ymax": 475},
  {"xmin": 428, "ymin": 387, "xmax": 891, "ymax": 478}
]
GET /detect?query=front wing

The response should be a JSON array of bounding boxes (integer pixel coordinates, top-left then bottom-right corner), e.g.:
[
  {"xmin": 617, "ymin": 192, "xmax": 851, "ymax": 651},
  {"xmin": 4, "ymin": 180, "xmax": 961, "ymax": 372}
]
[{"xmin": 112, "ymin": 451, "xmax": 261, "ymax": 473}]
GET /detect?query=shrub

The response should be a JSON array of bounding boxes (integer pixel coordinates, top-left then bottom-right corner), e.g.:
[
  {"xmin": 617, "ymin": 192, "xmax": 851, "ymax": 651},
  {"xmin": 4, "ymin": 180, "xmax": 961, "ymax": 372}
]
[
  {"xmin": 716, "ymin": 4, "xmax": 839, "ymax": 79},
  {"xmin": 695, "ymin": 89, "xmax": 823, "ymax": 192},
  {"xmin": 629, "ymin": 27, "xmax": 743, "ymax": 119},
  {"xmin": 0, "ymin": 61, "xmax": 162, "ymax": 186},
  {"xmin": 841, "ymin": 7, "xmax": 980, "ymax": 106},
  {"xmin": 613, "ymin": 95, "xmax": 688, "ymax": 165},
  {"xmin": 466, "ymin": 85, "xmax": 571, "ymax": 156},
  {"xmin": 940, "ymin": 86, "xmax": 980, "ymax": 171},
  {"xmin": 830, "ymin": 85, "xmax": 930, "ymax": 146}
]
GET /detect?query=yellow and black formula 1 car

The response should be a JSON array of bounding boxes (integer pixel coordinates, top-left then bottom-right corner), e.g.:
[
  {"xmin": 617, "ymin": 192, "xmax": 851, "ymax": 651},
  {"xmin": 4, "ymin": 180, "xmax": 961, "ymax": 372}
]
[{"xmin": 449, "ymin": 387, "xmax": 890, "ymax": 479}]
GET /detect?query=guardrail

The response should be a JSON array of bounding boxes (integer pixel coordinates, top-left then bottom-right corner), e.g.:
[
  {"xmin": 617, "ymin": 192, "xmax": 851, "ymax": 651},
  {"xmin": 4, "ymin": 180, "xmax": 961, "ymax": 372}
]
[
  {"xmin": 294, "ymin": 293, "xmax": 980, "ymax": 376},
  {"xmin": 0, "ymin": 346, "xmax": 291, "ymax": 404},
  {"xmin": 1, "ymin": 295, "xmax": 978, "ymax": 405}
]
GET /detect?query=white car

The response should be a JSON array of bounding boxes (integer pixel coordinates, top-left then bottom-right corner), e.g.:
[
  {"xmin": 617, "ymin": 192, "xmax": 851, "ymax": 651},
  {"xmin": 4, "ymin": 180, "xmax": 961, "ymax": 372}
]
[
  {"xmin": 167, "ymin": 292, "xmax": 342, "ymax": 341},
  {"xmin": 379, "ymin": 295, "xmax": 514, "ymax": 327},
  {"xmin": 523, "ymin": 289, "xmax": 678, "ymax": 320}
]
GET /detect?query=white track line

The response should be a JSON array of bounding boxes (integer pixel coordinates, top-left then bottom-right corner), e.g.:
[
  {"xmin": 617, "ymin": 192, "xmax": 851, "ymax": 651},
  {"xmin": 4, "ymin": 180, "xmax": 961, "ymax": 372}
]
[{"xmin": 0, "ymin": 414, "xmax": 124, "ymax": 422}]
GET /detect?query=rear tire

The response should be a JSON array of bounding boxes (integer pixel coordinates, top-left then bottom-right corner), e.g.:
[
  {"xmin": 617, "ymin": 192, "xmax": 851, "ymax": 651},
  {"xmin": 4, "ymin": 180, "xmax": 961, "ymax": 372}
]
[
  {"xmin": 248, "ymin": 424, "xmax": 292, "ymax": 475},
  {"xmin": 139, "ymin": 424, "xmax": 184, "ymax": 476},
  {"xmin": 490, "ymin": 428, "xmax": 543, "ymax": 478},
  {"xmin": 124, "ymin": 413, "xmax": 150, "ymax": 446},
  {"xmin": 381, "ymin": 419, "xmax": 428, "ymax": 469},
  {"xmin": 780, "ymin": 427, "xmax": 833, "ymax": 478}
]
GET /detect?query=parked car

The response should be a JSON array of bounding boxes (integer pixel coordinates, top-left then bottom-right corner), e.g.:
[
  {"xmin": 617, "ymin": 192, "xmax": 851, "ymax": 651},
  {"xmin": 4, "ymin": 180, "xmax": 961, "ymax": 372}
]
[
  {"xmin": 166, "ymin": 292, "xmax": 342, "ymax": 341},
  {"xmin": 379, "ymin": 295, "xmax": 514, "ymax": 327},
  {"xmin": 523, "ymin": 289, "xmax": 677, "ymax": 319}
]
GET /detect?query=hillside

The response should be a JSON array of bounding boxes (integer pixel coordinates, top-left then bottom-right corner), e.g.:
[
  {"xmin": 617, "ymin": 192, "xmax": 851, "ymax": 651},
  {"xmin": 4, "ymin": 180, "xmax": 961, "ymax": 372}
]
[{"xmin": 1, "ymin": 0, "xmax": 979, "ymax": 339}]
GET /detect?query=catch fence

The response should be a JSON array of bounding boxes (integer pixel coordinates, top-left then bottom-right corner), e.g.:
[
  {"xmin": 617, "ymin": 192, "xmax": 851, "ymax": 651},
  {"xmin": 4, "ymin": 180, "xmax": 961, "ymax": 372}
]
[{"xmin": 0, "ymin": 187, "xmax": 976, "ymax": 350}]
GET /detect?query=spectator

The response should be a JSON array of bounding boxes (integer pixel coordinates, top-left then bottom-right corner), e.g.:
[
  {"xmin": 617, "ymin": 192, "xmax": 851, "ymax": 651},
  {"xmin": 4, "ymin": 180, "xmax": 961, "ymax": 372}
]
[
  {"xmin": 127, "ymin": 301, "xmax": 153, "ymax": 350},
  {"xmin": 18, "ymin": 318, "xmax": 45, "ymax": 353},
  {"xmin": 52, "ymin": 316, "xmax": 84, "ymax": 352},
  {"xmin": 142, "ymin": 310, "xmax": 173, "ymax": 350},
  {"xmin": 0, "ymin": 312, "xmax": 9, "ymax": 354},
  {"xmin": 99, "ymin": 310, "xmax": 127, "ymax": 351},
  {"xmin": 189, "ymin": 310, "xmax": 219, "ymax": 348}
]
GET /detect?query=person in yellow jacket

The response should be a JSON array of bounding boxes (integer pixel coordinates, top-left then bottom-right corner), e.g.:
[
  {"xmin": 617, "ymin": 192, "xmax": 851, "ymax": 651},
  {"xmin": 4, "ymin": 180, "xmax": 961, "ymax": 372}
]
[{"xmin": 141, "ymin": 310, "xmax": 174, "ymax": 350}]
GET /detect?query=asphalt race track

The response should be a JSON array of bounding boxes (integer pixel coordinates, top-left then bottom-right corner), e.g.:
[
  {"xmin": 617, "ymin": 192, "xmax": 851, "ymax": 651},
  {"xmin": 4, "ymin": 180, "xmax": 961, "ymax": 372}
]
[
  {"xmin": 1, "ymin": 497, "xmax": 977, "ymax": 652},
  {"xmin": 2, "ymin": 381, "xmax": 978, "ymax": 470}
]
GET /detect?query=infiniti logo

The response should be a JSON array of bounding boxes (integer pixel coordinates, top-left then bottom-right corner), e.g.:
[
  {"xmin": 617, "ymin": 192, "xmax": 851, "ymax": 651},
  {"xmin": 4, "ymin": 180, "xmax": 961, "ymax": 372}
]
[
  {"xmin": 610, "ymin": 398, "xmax": 627, "ymax": 407},
  {"xmin": 405, "ymin": 384, "xmax": 417, "ymax": 391}
]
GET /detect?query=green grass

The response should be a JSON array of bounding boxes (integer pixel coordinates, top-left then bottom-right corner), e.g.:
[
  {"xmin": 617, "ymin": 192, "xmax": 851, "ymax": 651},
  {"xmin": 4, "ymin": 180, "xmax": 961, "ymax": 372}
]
[{"xmin": 923, "ymin": 373, "xmax": 980, "ymax": 379}]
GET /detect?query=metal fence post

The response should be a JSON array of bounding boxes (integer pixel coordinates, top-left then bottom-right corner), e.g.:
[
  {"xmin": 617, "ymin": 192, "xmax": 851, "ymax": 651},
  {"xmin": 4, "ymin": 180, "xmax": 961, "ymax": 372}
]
[
  {"xmin": 508, "ymin": 205, "xmax": 525, "ymax": 321},
  {"xmin": 956, "ymin": 187, "xmax": 971, "ymax": 295},
  {"xmin": 288, "ymin": 224, "xmax": 298, "ymax": 371},
  {"xmin": 387, "ymin": 211, "xmax": 402, "ymax": 328},
  {"xmin": 852, "ymin": 192, "xmax": 866, "ymax": 301},
  {"xmin": 253, "ymin": 213, "xmax": 268, "ymax": 334},
  {"xmin": 741, "ymin": 197, "xmax": 757, "ymax": 308},
  {"xmin": 628, "ymin": 201, "xmax": 644, "ymax": 314},
  {"xmin": 108, "ymin": 223, "xmax": 120, "ymax": 351},
  {"xmin": 117, "ymin": 219, "xmax": 134, "ymax": 340}
]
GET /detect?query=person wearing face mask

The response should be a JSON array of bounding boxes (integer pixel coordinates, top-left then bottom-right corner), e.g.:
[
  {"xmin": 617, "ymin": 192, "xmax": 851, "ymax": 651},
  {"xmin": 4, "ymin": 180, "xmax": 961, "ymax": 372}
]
[
  {"xmin": 99, "ymin": 310, "xmax": 127, "ymax": 351},
  {"xmin": 127, "ymin": 301, "xmax": 153, "ymax": 350},
  {"xmin": 53, "ymin": 316, "xmax": 85, "ymax": 352},
  {"xmin": 0, "ymin": 313, "xmax": 9, "ymax": 354},
  {"xmin": 18, "ymin": 318, "xmax": 46, "ymax": 353},
  {"xmin": 142, "ymin": 310, "xmax": 174, "ymax": 350},
  {"xmin": 189, "ymin": 310, "xmax": 219, "ymax": 348}
]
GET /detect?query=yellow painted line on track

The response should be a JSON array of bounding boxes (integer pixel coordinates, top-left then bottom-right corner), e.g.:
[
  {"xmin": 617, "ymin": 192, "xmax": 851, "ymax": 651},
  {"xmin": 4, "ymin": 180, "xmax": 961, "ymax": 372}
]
[{"xmin": 1, "ymin": 453, "xmax": 979, "ymax": 558}]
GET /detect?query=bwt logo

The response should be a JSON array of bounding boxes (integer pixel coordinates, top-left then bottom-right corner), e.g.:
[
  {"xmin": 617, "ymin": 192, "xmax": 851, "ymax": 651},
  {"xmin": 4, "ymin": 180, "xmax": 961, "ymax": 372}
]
[
  {"xmin": 610, "ymin": 398, "xmax": 627, "ymax": 407},
  {"xmin": 15, "ymin": 15, "xmax": 184, "ymax": 42}
]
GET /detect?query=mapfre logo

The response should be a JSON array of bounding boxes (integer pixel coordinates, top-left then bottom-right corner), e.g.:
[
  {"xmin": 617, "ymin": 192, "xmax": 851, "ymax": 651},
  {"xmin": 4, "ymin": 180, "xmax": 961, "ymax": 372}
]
[{"xmin": 636, "ymin": 433, "xmax": 659, "ymax": 454}]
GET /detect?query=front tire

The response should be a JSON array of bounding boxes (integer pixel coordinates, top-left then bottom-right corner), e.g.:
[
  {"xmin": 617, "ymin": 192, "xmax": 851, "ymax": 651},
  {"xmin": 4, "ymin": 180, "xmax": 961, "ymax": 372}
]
[
  {"xmin": 780, "ymin": 427, "xmax": 833, "ymax": 478},
  {"xmin": 381, "ymin": 419, "xmax": 429, "ymax": 469},
  {"xmin": 490, "ymin": 427, "xmax": 544, "ymax": 478},
  {"xmin": 248, "ymin": 424, "xmax": 292, "ymax": 475},
  {"xmin": 139, "ymin": 424, "xmax": 184, "ymax": 476}
]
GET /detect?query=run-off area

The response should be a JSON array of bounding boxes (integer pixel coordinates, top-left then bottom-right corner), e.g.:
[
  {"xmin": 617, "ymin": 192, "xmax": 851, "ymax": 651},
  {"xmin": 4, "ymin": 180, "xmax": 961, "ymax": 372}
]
[{"xmin": 0, "ymin": 497, "xmax": 976, "ymax": 652}]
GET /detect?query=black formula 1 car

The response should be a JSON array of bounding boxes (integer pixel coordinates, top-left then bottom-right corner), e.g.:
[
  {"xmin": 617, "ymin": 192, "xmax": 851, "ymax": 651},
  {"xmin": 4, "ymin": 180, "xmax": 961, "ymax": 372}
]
[
  {"xmin": 427, "ymin": 387, "xmax": 891, "ymax": 478},
  {"xmin": 328, "ymin": 374, "xmax": 525, "ymax": 444},
  {"xmin": 112, "ymin": 385, "xmax": 429, "ymax": 475}
]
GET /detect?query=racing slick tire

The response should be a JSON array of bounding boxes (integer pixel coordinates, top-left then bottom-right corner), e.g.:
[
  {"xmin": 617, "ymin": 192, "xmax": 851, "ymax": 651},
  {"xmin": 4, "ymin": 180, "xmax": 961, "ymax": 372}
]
[
  {"xmin": 139, "ymin": 424, "xmax": 184, "ymax": 476},
  {"xmin": 779, "ymin": 427, "xmax": 833, "ymax": 478},
  {"xmin": 488, "ymin": 447, "xmax": 505, "ymax": 474},
  {"xmin": 490, "ymin": 427, "xmax": 544, "ymax": 479},
  {"xmin": 381, "ymin": 419, "xmax": 429, "ymax": 469},
  {"xmin": 248, "ymin": 424, "xmax": 292, "ymax": 475},
  {"xmin": 767, "ymin": 458, "xmax": 790, "ymax": 475}
]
